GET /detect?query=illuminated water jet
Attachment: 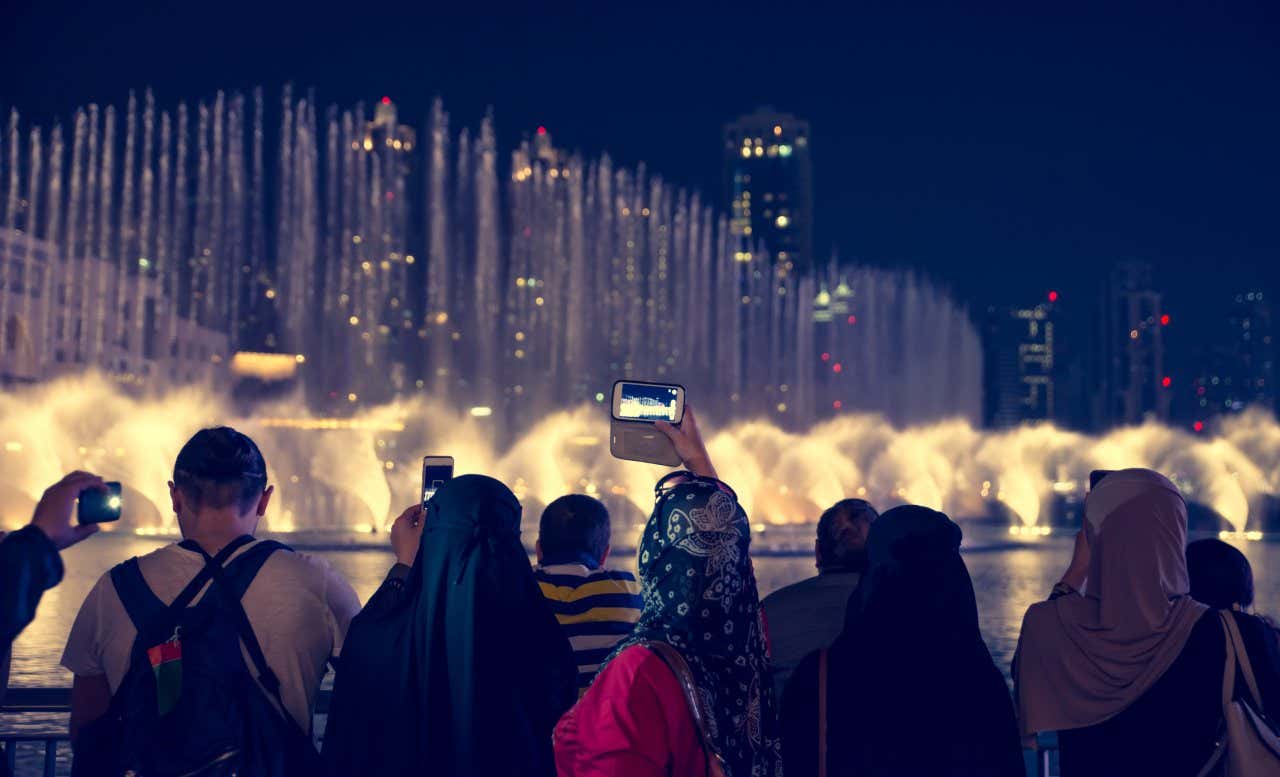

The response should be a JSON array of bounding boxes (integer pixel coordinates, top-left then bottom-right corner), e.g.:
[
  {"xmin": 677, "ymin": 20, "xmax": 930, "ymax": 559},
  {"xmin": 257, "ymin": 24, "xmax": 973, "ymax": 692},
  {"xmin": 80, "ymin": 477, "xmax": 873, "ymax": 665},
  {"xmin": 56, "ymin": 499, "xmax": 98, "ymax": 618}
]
[{"xmin": 0, "ymin": 375, "xmax": 1275, "ymax": 536}]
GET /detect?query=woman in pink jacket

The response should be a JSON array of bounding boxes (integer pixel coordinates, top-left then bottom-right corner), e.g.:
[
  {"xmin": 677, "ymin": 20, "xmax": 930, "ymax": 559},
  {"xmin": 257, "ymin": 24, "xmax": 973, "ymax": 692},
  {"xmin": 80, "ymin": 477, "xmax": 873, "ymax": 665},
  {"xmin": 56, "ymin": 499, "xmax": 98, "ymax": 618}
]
[{"xmin": 554, "ymin": 409, "xmax": 782, "ymax": 777}]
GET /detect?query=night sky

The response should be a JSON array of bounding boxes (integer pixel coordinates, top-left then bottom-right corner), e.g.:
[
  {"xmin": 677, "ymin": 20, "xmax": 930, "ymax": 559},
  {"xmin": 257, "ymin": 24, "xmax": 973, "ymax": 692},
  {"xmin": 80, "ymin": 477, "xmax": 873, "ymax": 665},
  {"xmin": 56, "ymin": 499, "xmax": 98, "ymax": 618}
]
[{"xmin": 3, "ymin": 1, "xmax": 1277, "ymax": 352}]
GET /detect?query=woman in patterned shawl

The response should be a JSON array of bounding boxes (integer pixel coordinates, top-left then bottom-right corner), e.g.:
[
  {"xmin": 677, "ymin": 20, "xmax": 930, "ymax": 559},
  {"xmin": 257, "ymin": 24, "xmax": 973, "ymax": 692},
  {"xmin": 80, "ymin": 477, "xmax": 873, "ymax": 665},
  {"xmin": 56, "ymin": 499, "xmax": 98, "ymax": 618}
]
[{"xmin": 554, "ymin": 408, "xmax": 783, "ymax": 777}]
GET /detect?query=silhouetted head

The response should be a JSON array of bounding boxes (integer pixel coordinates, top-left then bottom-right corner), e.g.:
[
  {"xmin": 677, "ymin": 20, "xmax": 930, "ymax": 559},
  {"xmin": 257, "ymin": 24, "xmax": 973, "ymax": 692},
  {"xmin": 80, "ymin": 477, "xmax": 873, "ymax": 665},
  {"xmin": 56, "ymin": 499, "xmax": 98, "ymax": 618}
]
[
  {"xmin": 816, "ymin": 498, "xmax": 879, "ymax": 574},
  {"xmin": 1187, "ymin": 538, "xmax": 1254, "ymax": 610},
  {"xmin": 537, "ymin": 493, "xmax": 612, "ymax": 568},
  {"xmin": 169, "ymin": 427, "xmax": 272, "ymax": 536}
]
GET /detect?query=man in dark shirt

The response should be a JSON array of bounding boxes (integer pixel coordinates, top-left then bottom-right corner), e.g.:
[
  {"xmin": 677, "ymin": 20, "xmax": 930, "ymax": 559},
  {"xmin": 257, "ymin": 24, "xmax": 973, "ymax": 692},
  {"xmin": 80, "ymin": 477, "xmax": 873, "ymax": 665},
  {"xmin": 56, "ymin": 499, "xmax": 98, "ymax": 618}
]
[
  {"xmin": 761, "ymin": 498, "xmax": 878, "ymax": 703},
  {"xmin": 0, "ymin": 471, "xmax": 106, "ymax": 776}
]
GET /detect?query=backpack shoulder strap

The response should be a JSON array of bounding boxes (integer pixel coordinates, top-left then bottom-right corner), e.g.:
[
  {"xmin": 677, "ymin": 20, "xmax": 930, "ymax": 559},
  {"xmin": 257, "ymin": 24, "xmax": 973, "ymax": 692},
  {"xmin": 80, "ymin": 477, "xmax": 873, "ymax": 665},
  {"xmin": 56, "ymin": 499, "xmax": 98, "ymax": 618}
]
[
  {"xmin": 219, "ymin": 540, "xmax": 292, "ymax": 601},
  {"xmin": 190, "ymin": 540, "xmax": 308, "ymax": 737},
  {"xmin": 109, "ymin": 558, "xmax": 167, "ymax": 634}
]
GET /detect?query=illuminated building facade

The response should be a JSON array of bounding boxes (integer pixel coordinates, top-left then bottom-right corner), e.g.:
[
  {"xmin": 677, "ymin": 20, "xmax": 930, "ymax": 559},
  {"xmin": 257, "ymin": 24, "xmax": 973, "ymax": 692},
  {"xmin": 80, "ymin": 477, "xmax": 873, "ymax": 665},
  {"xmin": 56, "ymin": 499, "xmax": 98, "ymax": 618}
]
[
  {"xmin": 984, "ymin": 295, "xmax": 1057, "ymax": 427},
  {"xmin": 1188, "ymin": 291, "xmax": 1275, "ymax": 429},
  {"xmin": 722, "ymin": 107, "xmax": 814, "ymax": 278},
  {"xmin": 1093, "ymin": 261, "xmax": 1171, "ymax": 427},
  {"xmin": 0, "ymin": 229, "xmax": 228, "ymax": 387}
]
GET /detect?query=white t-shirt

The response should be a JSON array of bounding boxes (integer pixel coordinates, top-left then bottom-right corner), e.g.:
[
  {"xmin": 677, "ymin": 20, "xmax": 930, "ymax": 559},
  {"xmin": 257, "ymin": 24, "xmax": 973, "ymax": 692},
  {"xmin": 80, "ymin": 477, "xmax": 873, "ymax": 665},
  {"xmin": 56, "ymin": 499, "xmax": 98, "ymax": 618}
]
[{"xmin": 61, "ymin": 539, "xmax": 361, "ymax": 729}]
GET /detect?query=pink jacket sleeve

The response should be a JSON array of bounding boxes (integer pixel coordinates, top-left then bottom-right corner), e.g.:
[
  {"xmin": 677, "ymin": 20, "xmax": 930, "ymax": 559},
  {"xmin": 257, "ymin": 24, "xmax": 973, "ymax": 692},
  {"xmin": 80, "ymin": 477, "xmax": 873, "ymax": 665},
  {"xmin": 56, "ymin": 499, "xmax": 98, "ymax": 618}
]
[{"xmin": 554, "ymin": 644, "xmax": 706, "ymax": 777}]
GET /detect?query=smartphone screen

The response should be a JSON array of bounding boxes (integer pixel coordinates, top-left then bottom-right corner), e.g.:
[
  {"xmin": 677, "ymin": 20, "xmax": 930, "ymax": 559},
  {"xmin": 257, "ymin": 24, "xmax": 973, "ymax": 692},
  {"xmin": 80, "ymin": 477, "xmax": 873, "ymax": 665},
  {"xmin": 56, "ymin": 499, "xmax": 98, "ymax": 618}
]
[
  {"xmin": 78, "ymin": 482, "xmax": 123, "ymax": 524},
  {"xmin": 612, "ymin": 381, "xmax": 685, "ymax": 423},
  {"xmin": 422, "ymin": 456, "xmax": 454, "ymax": 507}
]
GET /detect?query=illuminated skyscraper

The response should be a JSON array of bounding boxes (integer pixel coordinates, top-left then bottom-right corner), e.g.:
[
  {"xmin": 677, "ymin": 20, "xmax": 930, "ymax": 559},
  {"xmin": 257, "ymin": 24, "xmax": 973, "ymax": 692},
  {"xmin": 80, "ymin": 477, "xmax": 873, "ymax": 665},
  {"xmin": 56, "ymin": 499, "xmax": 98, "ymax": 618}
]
[
  {"xmin": 984, "ymin": 294, "xmax": 1057, "ymax": 427},
  {"xmin": 722, "ymin": 107, "xmax": 814, "ymax": 276},
  {"xmin": 1092, "ymin": 261, "xmax": 1171, "ymax": 427}
]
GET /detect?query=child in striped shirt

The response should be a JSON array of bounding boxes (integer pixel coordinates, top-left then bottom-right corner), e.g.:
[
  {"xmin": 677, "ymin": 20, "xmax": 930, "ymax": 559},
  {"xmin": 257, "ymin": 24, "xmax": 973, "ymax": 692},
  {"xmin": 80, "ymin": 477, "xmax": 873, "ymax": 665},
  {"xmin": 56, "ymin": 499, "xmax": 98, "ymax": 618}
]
[{"xmin": 533, "ymin": 495, "xmax": 643, "ymax": 695}]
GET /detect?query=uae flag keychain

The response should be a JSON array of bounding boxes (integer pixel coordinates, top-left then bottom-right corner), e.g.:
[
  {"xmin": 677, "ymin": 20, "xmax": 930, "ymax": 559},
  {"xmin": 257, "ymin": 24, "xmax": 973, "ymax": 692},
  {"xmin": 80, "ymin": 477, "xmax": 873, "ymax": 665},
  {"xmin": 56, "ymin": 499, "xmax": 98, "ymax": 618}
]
[{"xmin": 147, "ymin": 627, "xmax": 183, "ymax": 715}]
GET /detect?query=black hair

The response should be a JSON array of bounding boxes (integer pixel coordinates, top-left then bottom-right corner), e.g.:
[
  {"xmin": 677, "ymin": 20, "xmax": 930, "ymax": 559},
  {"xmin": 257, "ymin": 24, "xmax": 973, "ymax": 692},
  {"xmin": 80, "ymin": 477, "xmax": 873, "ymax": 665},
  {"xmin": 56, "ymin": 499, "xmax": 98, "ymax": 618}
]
[
  {"xmin": 538, "ymin": 494, "xmax": 611, "ymax": 563},
  {"xmin": 817, "ymin": 498, "xmax": 879, "ymax": 572},
  {"xmin": 173, "ymin": 426, "xmax": 268, "ymax": 515},
  {"xmin": 1187, "ymin": 538, "xmax": 1254, "ymax": 610}
]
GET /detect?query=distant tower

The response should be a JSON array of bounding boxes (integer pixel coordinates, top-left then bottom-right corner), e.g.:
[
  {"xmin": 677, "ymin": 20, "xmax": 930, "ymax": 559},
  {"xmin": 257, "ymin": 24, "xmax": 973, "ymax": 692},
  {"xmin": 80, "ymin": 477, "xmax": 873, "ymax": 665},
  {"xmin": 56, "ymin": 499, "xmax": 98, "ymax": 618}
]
[
  {"xmin": 722, "ymin": 107, "xmax": 814, "ymax": 277},
  {"xmin": 983, "ymin": 293, "xmax": 1057, "ymax": 428},
  {"xmin": 1093, "ymin": 261, "xmax": 1171, "ymax": 427}
]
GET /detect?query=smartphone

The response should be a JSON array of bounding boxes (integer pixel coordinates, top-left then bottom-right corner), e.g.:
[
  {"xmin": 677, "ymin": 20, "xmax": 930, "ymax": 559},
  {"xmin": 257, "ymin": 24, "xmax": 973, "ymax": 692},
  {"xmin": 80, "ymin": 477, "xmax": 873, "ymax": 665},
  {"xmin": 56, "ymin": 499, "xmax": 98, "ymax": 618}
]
[
  {"xmin": 422, "ymin": 456, "xmax": 454, "ymax": 507},
  {"xmin": 611, "ymin": 380, "xmax": 686, "ymax": 424},
  {"xmin": 1088, "ymin": 470, "xmax": 1114, "ymax": 491},
  {"xmin": 78, "ymin": 482, "xmax": 123, "ymax": 524}
]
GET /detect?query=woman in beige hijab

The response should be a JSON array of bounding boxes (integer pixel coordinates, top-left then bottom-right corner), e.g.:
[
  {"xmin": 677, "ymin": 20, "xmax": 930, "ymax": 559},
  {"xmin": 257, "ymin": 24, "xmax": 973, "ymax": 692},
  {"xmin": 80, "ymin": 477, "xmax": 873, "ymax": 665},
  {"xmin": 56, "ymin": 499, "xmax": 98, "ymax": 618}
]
[{"xmin": 1015, "ymin": 468, "xmax": 1280, "ymax": 776}]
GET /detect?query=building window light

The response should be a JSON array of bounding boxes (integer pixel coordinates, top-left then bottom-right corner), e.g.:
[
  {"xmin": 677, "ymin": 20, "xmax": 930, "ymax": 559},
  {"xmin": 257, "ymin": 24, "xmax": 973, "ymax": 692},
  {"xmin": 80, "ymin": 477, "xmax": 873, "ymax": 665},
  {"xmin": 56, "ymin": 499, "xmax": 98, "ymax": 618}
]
[
  {"xmin": 773, "ymin": 125, "xmax": 783, "ymax": 136},
  {"xmin": 778, "ymin": 144, "xmax": 793, "ymax": 157},
  {"xmin": 775, "ymin": 215, "xmax": 790, "ymax": 228},
  {"xmin": 740, "ymin": 146, "xmax": 752, "ymax": 158},
  {"xmin": 754, "ymin": 146, "xmax": 763, "ymax": 157}
]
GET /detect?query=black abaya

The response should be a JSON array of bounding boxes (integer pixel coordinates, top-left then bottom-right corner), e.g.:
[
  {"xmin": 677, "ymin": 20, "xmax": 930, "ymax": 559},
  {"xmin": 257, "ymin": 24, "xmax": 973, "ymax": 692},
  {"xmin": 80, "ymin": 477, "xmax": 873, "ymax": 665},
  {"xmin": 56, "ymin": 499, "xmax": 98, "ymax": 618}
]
[{"xmin": 322, "ymin": 475, "xmax": 577, "ymax": 777}]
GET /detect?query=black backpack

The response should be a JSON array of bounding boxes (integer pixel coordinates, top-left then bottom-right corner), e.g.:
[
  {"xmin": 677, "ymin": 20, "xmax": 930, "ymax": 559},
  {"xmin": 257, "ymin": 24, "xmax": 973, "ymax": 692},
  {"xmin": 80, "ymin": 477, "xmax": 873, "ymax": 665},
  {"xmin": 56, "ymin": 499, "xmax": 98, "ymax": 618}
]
[{"xmin": 72, "ymin": 535, "xmax": 324, "ymax": 777}]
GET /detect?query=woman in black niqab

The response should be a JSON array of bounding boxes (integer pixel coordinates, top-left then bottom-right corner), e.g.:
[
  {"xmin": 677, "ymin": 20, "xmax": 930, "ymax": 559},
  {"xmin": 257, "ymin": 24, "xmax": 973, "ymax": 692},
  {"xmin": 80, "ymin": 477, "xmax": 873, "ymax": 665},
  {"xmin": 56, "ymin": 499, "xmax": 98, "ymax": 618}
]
[
  {"xmin": 780, "ymin": 505, "xmax": 1024, "ymax": 777},
  {"xmin": 322, "ymin": 475, "xmax": 577, "ymax": 776}
]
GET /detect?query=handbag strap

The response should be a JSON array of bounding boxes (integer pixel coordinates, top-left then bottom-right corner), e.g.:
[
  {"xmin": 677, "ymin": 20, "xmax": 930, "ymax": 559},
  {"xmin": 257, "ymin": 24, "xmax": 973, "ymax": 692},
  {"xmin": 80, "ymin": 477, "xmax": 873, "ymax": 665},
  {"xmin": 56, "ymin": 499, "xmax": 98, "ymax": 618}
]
[
  {"xmin": 1219, "ymin": 611, "xmax": 1240, "ymax": 712},
  {"xmin": 818, "ymin": 648, "xmax": 829, "ymax": 777},
  {"xmin": 1222, "ymin": 611, "xmax": 1266, "ymax": 714},
  {"xmin": 641, "ymin": 640, "xmax": 727, "ymax": 775}
]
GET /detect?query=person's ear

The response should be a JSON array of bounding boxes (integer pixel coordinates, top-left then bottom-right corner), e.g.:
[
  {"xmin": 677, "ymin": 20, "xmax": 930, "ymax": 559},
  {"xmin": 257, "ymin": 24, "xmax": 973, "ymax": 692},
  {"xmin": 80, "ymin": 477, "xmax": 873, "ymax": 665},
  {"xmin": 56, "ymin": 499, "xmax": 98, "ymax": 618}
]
[
  {"xmin": 168, "ymin": 481, "xmax": 181, "ymax": 516},
  {"xmin": 535, "ymin": 540, "xmax": 544, "ymax": 565},
  {"xmin": 600, "ymin": 543, "xmax": 611, "ymax": 568},
  {"xmin": 257, "ymin": 485, "xmax": 274, "ymax": 517}
]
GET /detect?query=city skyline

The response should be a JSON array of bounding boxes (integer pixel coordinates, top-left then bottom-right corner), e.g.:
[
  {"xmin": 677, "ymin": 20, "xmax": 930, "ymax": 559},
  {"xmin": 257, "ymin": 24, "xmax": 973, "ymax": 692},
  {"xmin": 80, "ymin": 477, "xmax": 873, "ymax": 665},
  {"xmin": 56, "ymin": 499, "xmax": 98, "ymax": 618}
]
[{"xmin": 3, "ymin": 2, "xmax": 1276, "ymax": 358}]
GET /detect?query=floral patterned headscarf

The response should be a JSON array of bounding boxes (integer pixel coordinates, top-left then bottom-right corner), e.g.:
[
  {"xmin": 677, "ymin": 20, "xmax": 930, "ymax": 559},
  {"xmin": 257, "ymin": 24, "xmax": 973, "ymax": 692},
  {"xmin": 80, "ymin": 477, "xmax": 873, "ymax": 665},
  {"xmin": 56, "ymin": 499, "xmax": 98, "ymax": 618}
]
[{"xmin": 604, "ymin": 476, "xmax": 783, "ymax": 777}]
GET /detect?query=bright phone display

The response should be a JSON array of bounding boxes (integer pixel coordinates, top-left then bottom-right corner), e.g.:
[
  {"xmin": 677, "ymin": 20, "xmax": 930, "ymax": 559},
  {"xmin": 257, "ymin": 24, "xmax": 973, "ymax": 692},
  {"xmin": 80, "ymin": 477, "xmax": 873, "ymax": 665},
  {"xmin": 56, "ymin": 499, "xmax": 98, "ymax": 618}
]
[
  {"xmin": 422, "ymin": 456, "xmax": 455, "ymax": 507},
  {"xmin": 612, "ymin": 380, "xmax": 685, "ymax": 424}
]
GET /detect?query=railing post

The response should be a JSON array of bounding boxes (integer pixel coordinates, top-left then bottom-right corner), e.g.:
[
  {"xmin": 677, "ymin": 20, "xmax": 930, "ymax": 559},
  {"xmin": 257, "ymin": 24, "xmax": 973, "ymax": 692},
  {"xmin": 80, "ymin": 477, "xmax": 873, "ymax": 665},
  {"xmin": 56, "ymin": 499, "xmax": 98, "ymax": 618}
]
[
  {"xmin": 43, "ymin": 740, "xmax": 57, "ymax": 777},
  {"xmin": 5, "ymin": 740, "xmax": 17, "ymax": 773}
]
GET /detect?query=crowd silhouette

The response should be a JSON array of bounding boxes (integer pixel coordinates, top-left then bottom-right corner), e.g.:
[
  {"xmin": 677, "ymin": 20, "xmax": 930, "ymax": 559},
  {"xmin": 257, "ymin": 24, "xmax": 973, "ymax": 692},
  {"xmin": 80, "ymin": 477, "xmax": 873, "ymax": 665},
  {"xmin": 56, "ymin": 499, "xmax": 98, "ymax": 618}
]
[{"xmin": 1, "ymin": 410, "xmax": 1279, "ymax": 777}]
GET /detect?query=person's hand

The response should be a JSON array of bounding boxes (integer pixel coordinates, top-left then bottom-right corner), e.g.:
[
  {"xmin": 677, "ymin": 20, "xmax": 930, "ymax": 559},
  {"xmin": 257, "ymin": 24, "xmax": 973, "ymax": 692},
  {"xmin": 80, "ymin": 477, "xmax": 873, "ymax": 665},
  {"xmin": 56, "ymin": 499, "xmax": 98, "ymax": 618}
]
[
  {"xmin": 656, "ymin": 406, "xmax": 718, "ymax": 480},
  {"xmin": 1061, "ymin": 526, "xmax": 1091, "ymax": 591},
  {"xmin": 30, "ymin": 471, "xmax": 106, "ymax": 550},
  {"xmin": 390, "ymin": 504, "xmax": 426, "ymax": 566}
]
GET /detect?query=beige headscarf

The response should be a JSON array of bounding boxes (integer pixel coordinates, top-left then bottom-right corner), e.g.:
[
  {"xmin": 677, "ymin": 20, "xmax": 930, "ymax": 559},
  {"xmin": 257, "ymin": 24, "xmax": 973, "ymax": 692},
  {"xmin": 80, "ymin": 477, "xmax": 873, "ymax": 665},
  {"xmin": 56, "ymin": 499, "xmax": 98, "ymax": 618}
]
[{"xmin": 1014, "ymin": 468, "xmax": 1209, "ymax": 735}]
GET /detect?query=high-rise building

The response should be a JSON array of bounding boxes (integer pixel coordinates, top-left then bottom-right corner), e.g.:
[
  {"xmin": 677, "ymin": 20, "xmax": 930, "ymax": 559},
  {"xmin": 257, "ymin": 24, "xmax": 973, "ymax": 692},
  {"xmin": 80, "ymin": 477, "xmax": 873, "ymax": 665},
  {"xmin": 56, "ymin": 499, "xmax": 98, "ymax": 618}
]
[
  {"xmin": 1092, "ymin": 261, "xmax": 1172, "ymax": 428},
  {"xmin": 983, "ymin": 294, "xmax": 1058, "ymax": 427},
  {"xmin": 722, "ymin": 107, "xmax": 814, "ymax": 277},
  {"xmin": 1188, "ymin": 290, "xmax": 1275, "ymax": 428}
]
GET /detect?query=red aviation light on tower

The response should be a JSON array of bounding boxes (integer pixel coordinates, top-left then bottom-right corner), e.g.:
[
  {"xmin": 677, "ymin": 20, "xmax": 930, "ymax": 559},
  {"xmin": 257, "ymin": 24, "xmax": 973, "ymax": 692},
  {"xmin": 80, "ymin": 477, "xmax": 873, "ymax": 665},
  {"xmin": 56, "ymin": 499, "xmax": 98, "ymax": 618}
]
[
  {"xmin": 1162, "ymin": 376, "xmax": 1172, "ymax": 388},
  {"xmin": 1193, "ymin": 421, "xmax": 1205, "ymax": 433},
  {"xmin": 832, "ymin": 363, "xmax": 843, "ymax": 374},
  {"xmin": 847, "ymin": 315, "xmax": 857, "ymax": 325},
  {"xmin": 381, "ymin": 96, "xmax": 392, "ymax": 105},
  {"xmin": 833, "ymin": 400, "xmax": 843, "ymax": 410},
  {"xmin": 537, "ymin": 126, "xmax": 547, "ymax": 135},
  {"xmin": 1160, "ymin": 314, "xmax": 1171, "ymax": 326},
  {"xmin": 820, "ymin": 352, "xmax": 831, "ymax": 362},
  {"xmin": 1048, "ymin": 290, "xmax": 1059, "ymax": 303}
]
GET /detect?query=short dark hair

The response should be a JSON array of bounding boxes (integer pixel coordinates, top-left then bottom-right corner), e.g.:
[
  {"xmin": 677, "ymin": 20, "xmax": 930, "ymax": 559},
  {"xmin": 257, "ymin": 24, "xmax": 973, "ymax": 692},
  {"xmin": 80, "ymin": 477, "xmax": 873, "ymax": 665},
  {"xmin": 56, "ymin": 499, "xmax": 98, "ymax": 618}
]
[
  {"xmin": 817, "ymin": 498, "xmax": 879, "ymax": 571},
  {"xmin": 1187, "ymin": 538, "xmax": 1254, "ymax": 610},
  {"xmin": 539, "ymin": 494, "xmax": 611, "ymax": 563},
  {"xmin": 173, "ymin": 426, "xmax": 268, "ymax": 515}
]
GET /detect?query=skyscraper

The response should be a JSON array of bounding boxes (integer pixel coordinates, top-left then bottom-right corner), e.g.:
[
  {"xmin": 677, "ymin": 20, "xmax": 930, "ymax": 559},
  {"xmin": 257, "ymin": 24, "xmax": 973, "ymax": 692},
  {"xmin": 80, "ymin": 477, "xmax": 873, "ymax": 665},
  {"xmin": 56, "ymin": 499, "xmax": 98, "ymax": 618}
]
[
  {"xmin": 722, "ymin": 107, "xmax": 814, "ymax": 277},
  {"xmin": 1092, "ymin": 261, "xmax": 1172, "ymax": 428},
  {"xmin": 1188, "ymin": 290, "xmax": 1275, "ymax": 428},
  {"xmin": 983, "ymin": 294, "xmax": 1058, "ymax": 427}
]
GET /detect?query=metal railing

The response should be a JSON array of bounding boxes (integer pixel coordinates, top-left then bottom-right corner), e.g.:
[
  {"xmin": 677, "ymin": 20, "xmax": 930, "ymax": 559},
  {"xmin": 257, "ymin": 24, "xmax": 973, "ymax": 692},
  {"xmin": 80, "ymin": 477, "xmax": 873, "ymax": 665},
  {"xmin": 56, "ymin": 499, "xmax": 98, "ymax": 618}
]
[{"xmin": 4, "ymin": 688, "xmax": 1060, "ymax": 777}]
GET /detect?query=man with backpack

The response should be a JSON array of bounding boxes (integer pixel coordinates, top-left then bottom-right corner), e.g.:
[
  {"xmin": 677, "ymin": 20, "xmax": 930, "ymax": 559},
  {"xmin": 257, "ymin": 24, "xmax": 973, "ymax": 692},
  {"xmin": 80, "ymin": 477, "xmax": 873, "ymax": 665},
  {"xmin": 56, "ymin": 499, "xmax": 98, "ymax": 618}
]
[{"xmin": 61, "ymin": 426, "xmax": 361, "ymax": 775}]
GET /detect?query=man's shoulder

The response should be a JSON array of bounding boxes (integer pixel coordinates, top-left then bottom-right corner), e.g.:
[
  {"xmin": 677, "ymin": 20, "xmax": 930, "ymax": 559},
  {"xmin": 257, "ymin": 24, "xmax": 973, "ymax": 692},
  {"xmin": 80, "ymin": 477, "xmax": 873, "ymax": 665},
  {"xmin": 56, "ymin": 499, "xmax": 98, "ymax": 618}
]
[{"xmin": 762, "ymin": 574, "xmax": 825, "ymax": 609}]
